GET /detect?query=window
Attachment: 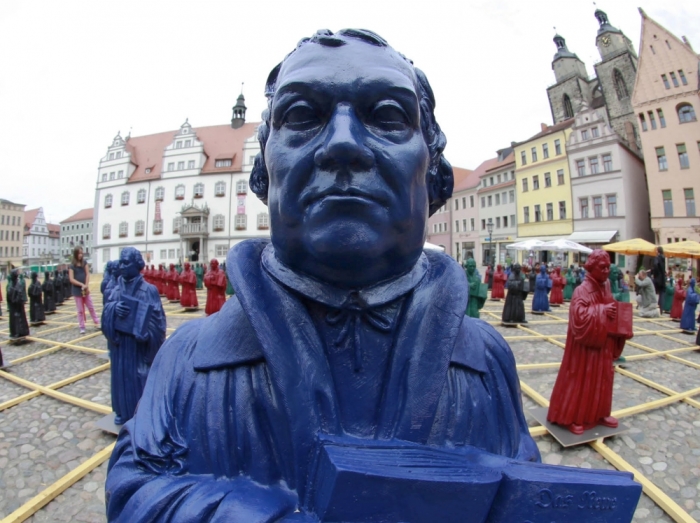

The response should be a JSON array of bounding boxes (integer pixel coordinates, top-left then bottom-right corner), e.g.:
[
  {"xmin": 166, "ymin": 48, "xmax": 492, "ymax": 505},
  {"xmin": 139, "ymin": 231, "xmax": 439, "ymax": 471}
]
[
  {"xmin": 613, "ymin": 69, "xmax": 628, "ymax": 99},
  {"xmin": 145, "ymin": 168, "xmax": 152, "ymax": 174},
  {"xmin": 503, "ymin": 216, "xmax": 508, "ymax": 227},
  {"xmin": 606, "ymin": 194, "xmax": 618, "ymax": 216},
  {"xmin": 522, "ymin": 178, "xmax": 528, "ymax": 192},
  {"xmin": 462, "ymin": 197, "xmax": 466, "ymax": 208},
  {"xmin": 215, "ymin": 159, "xmax": 232, "ymax": 168},
  {"xmin": 177, "ymin": 161, "xmax": 185, "ymax": 171},
  {"xmin": 678, "ymin": 103, "xmax": 696, "ymax": 123},
  {"xmin": 175, "ymin": 184, "xmax": 185, "ymax": 200},
  {"xmin": 639, "ymin": 113, "xmax": 648, "ymax": 131},
  {"xmin": 168, "ymin": 249, "xmax": 175, "ymax": 259},
  {"xmin": 534, "ymin": 204, "xmax": 541, "ymax": 222},
  {"xmin": 469, "ymin": 195, "xmax": 474, "ymax": 208},
  {"xmin": 103, "ymin": 248, "xmax": 110, "ymax": 263},
  {"xmin": 602, "ymin": 154, "xmax": 613, "ymax": 172},
  {"xmin": 216, "ymin": 245, "xmax": 228, "ymax": 257},
  {"xmin": 109, "ymin": 153, "xmax": 115, "ymax": 160},
  {"xmin": 524, "ymin": 207, "xmax": 529, "ymax": 223},
  {"xmin": 487, "ymin": 195, "xmax": 492, "ymax": 207},
  {"xmin": 496, "ymin": 217, "xmax": 501, "ymax": 228},
  {"xmin": 576, "ymin": 159, "xmax": 586, "ymax": 176},
  {"xmin": 454, "ymin": 220, "xmax": 459, "ymax": 232},
  {"xmin": 580, "ymin": 198, "xmax": 589, "ymax": 218},
  {"xmin": 648, "ymin": 111, "xmax": 657, "ymax": 130},
  {"xmin": 481, "ymin": 197, "xmax": 485, "ymax": 208},
  {"xmin": 104, "ymin": 194, "xmax": 113, "ymax": 208},
  {"xmin": 563, "ymin": 94, "xmax": 573, "ymax": 119},
  {"xmin": 559, "ymin": 201, "xmax": 566, "ymax": 220},
  {"xmin": 102, "ymin": 224, "xmax": 111, "ymax": 239},
  {"xmin": 194, "ymin": 183, "xmax": 204, "ymax": 198},
  {"xmin": 495, "ymin": 194, "xmax": 500, "ymax": 205},
  {"xmin": 188, "ymin": 160, "xmax": 195, "ymax": 169},
  {"xmin": 153, "ymin": 219, "xmax": 163, "ymax": 234},
  {"xmin": 656, "ymin": 147, "xmax": 668, "ymax": 171},
  {"xmin": 557, "ymin": 169, "xmax": 565, "ymax": 185},
  {"xmin": 670, "ymin": 72, "xmax": 679, "ymax": 87},
  {"xmin": 509, "ymin": 190, "xmax": 515, "ymax": 203},
  {"xmin": 454, "ymin": 199, "xmax": 459, "ymax": 211},
  {"xmin": 662, "ymin": 74, "xmax": 671, "ymax": 89},
  {"xmin": 531, "ymin": 147, "xmax": 537, "ymax": 162},
  {"xmin": 663, "ymin": 190, "xmax": 673, "ymax": 217},
  {"xmin": 214, "ymin": 214, "xmax": 225, "ymax": 231},
  {"xmin": 470, "ymin": 218, "xmax": 475, "ymax": 231},
  {"xmin": 544, "ymin": 172, "xmax": 551, "ymax": 188},
  {"xmin": 532, "ymin": 175, "xmax": 539, "ymax": 190},
  {"xmin": 546, "ymin": 203, "xmax": 553, "ymax": 221},
  {"xmin": 590, "ymin": 157, "xmax": 599, "ymax": 174},
  {"xmin": 235, "ymin": 214, "xmax": 247, "ymax": 230},
  {"xmin": 581, "ymin": 129, "xmax": 589, "ymax": 140},
  {"xmin": 685, "ymin": 189, "xmax": 696, "ymax": 216},
  {"xmin": 554, "ymin": 139, "xmax": 561, "ymax": 155},
  {"xmin": 135, "ymin": 220, "xmax": 145, "ymax": 236},
  {"xmin": 102, "ymin": 173, "xmax": 107, "ymax": 182},
  {"xmin": 520, "ymin": 151, "xmax": 527, "ymax": 166},
  {"xmin": 119, "ymin": 222, "xmax": 128, "ymax": 237},
  {"xmin": 155, "ymin": 186, "xmax": 164, "ymax": 201},
  {"xmin": 679, "ymin": 70, "xmax": 688, "ymax": 86},
  {"xmin": 481, "ymin": 219, "xmax": 486, "ymax": 230},
  {"xmin": 159, "ymin": 249, "xmax": 166, "ymax": 259},
  {"xmin": 501, "ymin": 191, "xmax": 507, "ymax": 204},
  {"xmin": 593, "ymin": 196, "xmax": 603, "ymax": 217},
  {"xmin": 591, "ymin": 127, "xmax": 599, "ymax": 138},
  {"xmin": 184, "ymin": 139, "xmax": 192, "ymax": 147},
  {"xmin": 137, "ymin": 189, "xmax": 146, "ymax": 203},
  {"xmin": 109, "ymin": 171, "xmax": 116, "ymax": 180},
  {"xmin": 175, "ymin": 141, "xmax": 183, "ymax": 149},
  {"xmin": 657, "ymin": 109, "xmax": 666, "ymax": 128},
  {"xmin": 677, "ymin": 143, "xmax": 689, "ymax": 168},
  {"xmin": 497, "ymin": 174, "xmax": 501, "ymax": 184},
  {"xmin": 173, "ymin": 217, "xmax": 181, "ymax": 233},
  {"xmin": 542, "ymin": 143, "xmax": 549, "ymax": 159},
  {"xmin": 118, "ymin": 170, "xmax": 124, "ymax": 179},
  {"xmin": 121, "ymin": 191, "xmax": 130, "ymax": 205},
  {"xmin": 168, "ymin": 162, "xmax": 175, "ymax": 171},
  {"xmin": 212, "ymin": 181, "xmax": 225, "ymax": 198},
  {"xmin": 236, "ymin": 180, "xmax": 248, "ymax": 194},
  {"xmin": 490, "ymin": 177, "xmax": 494, "ymax": 186}
]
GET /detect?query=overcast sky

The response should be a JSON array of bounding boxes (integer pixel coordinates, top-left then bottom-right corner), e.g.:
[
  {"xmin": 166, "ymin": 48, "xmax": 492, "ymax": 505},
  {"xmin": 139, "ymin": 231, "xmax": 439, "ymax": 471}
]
[{"xmin": 1, "ymin": 0, "xmax": 698, "ymax": 224}]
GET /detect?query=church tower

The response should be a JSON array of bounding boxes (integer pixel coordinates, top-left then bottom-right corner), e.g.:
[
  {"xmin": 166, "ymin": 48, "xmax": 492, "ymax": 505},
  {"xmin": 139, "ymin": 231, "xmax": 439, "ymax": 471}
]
[
  {"xmin": 592, "ymin": 9, "xmax": 640, "ymax": 149},
  {"xmin": 546, "ymin": 35, "xmax": 596, "ymax": 124},
  {"xmin": 231, "ymin": 93, "xmax": 247, "ymax": 129}
]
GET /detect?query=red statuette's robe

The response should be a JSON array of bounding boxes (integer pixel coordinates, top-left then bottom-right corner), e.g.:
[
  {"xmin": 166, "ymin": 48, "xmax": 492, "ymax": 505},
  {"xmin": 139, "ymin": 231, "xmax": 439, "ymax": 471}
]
[
  {"xmin": 550, "ymin": 273, "xmax": 565, "ymax": 305},
  {"xmin": 204, "ymin": 268, "xmax": 227, "ymax": 315},
  {"xmin": 179, "ymin": 270, "xmax": 198, "ymax": 308},
  {"xmin": 157, "ymin": 269, "xmax": 168, "ymax": 296},
  {"xmin": 547, "ymin": 275, "xmax": 630, "ymax": 428},
  {"xmin": 670, "ymin": 283, "xmax": 686, "ymax": 320},
  {"xmin": 491, "ymin": 270, "xmax": 507, "ymax": 299},
  {"xmin": 168, "ymin": 270, "xmax": 181, "ymax": 301}
]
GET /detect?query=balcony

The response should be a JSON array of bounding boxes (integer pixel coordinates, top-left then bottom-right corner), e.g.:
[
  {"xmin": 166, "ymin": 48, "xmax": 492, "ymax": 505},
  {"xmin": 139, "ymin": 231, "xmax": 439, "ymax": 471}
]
[{"xmin": 180, "ymin": 222, "xmax": 209, "ymax": 236}]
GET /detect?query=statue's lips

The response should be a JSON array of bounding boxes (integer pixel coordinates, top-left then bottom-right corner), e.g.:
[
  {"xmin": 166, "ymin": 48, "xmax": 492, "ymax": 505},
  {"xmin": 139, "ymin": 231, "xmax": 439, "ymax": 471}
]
[{"xmin": 305, "ymin": 187, "xmax": 385, "ymax": 207}]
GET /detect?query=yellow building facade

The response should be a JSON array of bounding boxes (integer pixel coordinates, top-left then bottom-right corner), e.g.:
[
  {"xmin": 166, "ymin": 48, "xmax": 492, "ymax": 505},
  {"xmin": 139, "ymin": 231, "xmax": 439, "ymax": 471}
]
[{"xmin": 514, "ymin": 120, "xmax": 575, "ymax": 239}]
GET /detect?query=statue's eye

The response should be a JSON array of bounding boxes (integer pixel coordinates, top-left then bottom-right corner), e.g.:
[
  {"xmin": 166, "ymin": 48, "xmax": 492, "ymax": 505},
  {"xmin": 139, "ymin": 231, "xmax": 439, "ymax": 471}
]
[
  {"xmin": 283, "ymin": 103, "xmax": 320, "ymax": 130},
  {"xmin": 371, "ymin": 101, "xmax": 409, "ymax": 130}
]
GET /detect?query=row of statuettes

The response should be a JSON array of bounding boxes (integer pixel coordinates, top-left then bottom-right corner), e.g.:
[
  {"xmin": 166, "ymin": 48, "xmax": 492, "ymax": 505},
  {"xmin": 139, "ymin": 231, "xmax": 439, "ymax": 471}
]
[{"xmin": 462, "ymin": 262, "xmax": 700, "ymax": 335}]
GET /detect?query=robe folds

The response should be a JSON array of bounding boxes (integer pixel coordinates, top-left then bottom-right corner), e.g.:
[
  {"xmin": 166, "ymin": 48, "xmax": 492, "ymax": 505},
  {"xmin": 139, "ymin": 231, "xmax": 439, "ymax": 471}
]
[
  {"xmin": 179, "ymin": 270, "xmax": 198, "ymax": 308},
  {"xmin": 106, "ymin": 239, "xmax": 539, "ymax": 523},
  {"xmin": 532, "ymin": 273, "xmax": 552, "ymax": 312},
  {"xmin": 563, "ymin": 270, "xmax": 576, "ymax": 300},
  {"xmin": 102, "ymin": 275, "xmax": 166, "ymax": 423},
  {"xmin": 502, "ymin": 273, "xmax": 528, "ymax": 324},
  {"xmin": 680, "ymin": 286, "xmax": 699, "ymax": 331},
  {"xmin": 671, "ymin": 283, "xmax": 686, "ymax": 319},
  {"xmin": 8, "ymin": 282, "xmax": 29, "ymax": 338},
  {"xmin": 548, "ymin": 275, "xmax": 629, "ymax": 428},
  {"xmin": 42, "ymin": 278, "xmax": 56, "ymax": 313},
  {"xmin": 491, "ymin": 269, "xmax": 506, "ymax": 299},
  {"xmin": 168, "ymin": 269, "xmax": 181, "ymax": 301},
  {"xmin": 194, "ymin": 264, "xmax": 204, "ymax": 290},
  {"xmin": 663, "ymin": 279, "xmax": 675, "ymax": 312},
  {"xmin": 204, "ymin": 269, "xmax": 226, "ymax": 315},
  {"xmin": 28, "ymin": 281, "xmax": 45, "ymax": 323},
  {"xmin": 466, "ymin": 272, "xmax": 485, "ymax": 318},
  {"xmin": 550, "ymin": 272, "xmax": 564, "ymax": 305}
]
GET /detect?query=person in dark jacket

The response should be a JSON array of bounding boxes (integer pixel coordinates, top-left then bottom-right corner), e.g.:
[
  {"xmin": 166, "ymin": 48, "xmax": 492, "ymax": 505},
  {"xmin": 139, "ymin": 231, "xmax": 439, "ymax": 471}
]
[{"xmin": 652, "ymin": 246, "xmax": 666, "ymax": 312}]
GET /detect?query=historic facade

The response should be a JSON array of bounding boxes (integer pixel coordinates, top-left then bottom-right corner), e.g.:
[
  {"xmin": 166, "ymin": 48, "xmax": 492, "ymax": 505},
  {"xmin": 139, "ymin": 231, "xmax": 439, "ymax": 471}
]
[
  {"xmin": 93, "ymin": 100, "xmax": 272, "ymax": 271},
  {"xmin": 22, "ymin": 207, "xmax": 61, "ymax": 266},
  {"xmin": 631, "ymin": 9, "xmax": 700, "ymax": 245},
  {"xmin": 60, "ymin": 208, "xmax": 94, "ymax": 262},
  {"xmin": 450, "ymin": 166, "xmax": 487, "ymax": 266},
  {"xmin": 0, "ymin": 198, "xmax": 26, "ymax": 274},
  {"xmin": 426, "ymin": 167, "xmax": 473, "ymax": 258}
]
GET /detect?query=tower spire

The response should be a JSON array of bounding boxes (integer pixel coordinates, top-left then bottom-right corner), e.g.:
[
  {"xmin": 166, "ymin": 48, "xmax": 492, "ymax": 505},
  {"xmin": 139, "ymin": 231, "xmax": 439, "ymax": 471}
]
[{"xmin": 231, "ymin": 84, "xmax": 247, "ymax": 129}]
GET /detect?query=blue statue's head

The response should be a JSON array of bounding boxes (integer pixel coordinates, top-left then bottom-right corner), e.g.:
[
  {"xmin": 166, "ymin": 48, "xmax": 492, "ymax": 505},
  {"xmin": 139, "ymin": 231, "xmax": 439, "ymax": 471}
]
[
  {"xmin": 690, "ymin": 277, "xmax": 696, "ymax": 290},
  {"xmin": 119, "ymin": 247, "xmax": 145, "ymax": 281},
  {"xmin": 539, "ymin": 265, "xmax": 547, "ymax": 275},
  {"xmin": 251, "ymin": 29, "xmax": 452, "ymax": 288}
]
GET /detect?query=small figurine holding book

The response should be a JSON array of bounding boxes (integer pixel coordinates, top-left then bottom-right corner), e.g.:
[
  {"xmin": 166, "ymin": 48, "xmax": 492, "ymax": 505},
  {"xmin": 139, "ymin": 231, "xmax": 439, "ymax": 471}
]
[
  {"xmin": 28, "ymin": 272, "xmax": 46, "ymax": 326},
  {"xmin": 491, "ymin": 264, "xmax": 507, "ymax": 300},
  {"xmin": 465, "ymin": 258, "xmax": 487, "ymax": 318},
  {"xmin": 531, "ymin": 264, "xmax": 552, "ymax": 313},
  {"xmin": 548, "ymin": 249, "xmax": 633, "ymax": 435},
  {"xmin": 179, "ymin": 262, "xmax": 199, "ymax": 310},
  {"xmin": 101, "ymin": 248, "xmax": 166, "ymax": 425},
  {"xmin": 8, "ymin": 270, "xmax": 30, "ymax": 340}
]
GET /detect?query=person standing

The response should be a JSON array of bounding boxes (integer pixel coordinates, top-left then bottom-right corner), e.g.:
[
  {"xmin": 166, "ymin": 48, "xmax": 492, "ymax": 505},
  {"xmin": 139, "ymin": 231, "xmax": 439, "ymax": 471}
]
[
  {"xmin": 68, "ymin": 246, "xmax": 100, "ymax": 334},
  {"xmin": 652, "ymin": 246, "xmax": 666, "ymax": 313}
]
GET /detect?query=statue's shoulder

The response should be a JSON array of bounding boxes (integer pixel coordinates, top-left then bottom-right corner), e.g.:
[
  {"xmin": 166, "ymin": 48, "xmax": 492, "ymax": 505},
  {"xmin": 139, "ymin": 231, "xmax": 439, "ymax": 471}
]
[{"xmin": 451, "ymin": 316, "xmax": 516, "ymax": 374}]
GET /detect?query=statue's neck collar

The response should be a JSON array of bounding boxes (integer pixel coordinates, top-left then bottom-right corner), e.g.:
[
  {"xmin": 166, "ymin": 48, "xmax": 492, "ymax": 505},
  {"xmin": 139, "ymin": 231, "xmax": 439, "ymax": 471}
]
[{"xmin": 261, "ymin": 244, "xmax": 428, "ymax": 309}]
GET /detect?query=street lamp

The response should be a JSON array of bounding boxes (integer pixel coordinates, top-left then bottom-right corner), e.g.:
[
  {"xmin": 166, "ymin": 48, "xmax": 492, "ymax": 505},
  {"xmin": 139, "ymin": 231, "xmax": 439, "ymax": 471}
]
[{"xmin": 486, "ymin": 218, "xmax": 494, "ymax": 266}]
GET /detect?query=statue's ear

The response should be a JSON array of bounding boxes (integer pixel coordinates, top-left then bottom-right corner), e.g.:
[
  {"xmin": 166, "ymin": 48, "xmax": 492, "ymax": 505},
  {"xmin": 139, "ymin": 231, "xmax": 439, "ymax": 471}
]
[
  {"xmin": 249, "ymin": 153, "xmax": 269, "ymax": 205},
  {"xmin": 427, "ymin": 156, "xmax": 454, "ymax": 216}
]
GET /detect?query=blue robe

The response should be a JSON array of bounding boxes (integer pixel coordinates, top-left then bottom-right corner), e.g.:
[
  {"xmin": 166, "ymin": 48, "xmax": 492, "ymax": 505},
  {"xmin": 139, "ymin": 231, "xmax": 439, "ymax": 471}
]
[
  {"xmin": 680, "ymin": 285, "xmax": 699, "ymax": 331},
  {"xmin": 532, "ymin": 271, "xmax": 552, "ymax": 312},
  {"xmin": 106, "ymin": 239, "xmax": 539, "ymax": 522},
  {"xmin": 102, "ymin": 275, "xmax": 166, "ymax": 423}
]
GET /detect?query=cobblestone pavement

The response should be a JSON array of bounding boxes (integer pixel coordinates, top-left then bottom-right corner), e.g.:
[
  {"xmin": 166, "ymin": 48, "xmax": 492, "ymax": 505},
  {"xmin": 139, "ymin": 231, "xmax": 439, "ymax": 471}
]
[{"xmin": 0, "ymin": 283, "xmax": 698, "ymax": 522}]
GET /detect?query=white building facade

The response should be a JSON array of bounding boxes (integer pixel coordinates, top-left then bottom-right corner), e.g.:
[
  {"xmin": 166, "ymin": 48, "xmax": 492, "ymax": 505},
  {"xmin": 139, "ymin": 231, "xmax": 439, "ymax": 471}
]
[
  {"xmin": 22, "ymin": 207, "xmax": 61, "ymax": 266},
  {"xmin": 93, "ymin": 113, "xmax": 269, "ymax": 272},
  {"xmin": 60, "ymin": 208, "xmax": 94, "ymax": 262}
]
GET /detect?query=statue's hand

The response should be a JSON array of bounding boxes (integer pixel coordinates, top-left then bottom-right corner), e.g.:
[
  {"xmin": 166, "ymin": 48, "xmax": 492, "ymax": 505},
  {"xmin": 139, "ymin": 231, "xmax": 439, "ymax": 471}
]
[
  {"xmin": 116, "ymin": 302, "xmax": 129, "ymax": 318},
  {"xmin": 605, "ymin": 303, "xmax": 617, "ymax": 320}
]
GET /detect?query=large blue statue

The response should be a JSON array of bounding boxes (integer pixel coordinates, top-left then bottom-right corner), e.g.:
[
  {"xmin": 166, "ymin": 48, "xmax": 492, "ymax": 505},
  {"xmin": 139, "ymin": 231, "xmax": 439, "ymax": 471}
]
[
  {"xmin": 532, "ymin": 265, "xmax": 552, "ymax": 313},
  {"xmin": 680, "ymin": 278, "xmax": 699, "ymax": 332},
  {"xmin": 102, "ymin": 248, "xmax": 166, "ymax": 425},
  {"xmin": 106, "ymin": 29, "xmax": 640, "ymax": 522}
]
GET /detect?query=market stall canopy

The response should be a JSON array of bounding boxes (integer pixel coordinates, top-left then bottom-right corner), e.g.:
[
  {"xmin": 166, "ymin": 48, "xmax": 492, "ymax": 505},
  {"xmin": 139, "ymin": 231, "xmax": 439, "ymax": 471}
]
[
  {"xmin": 505, "ymin": 239, "xmax": 545, "ymax": 251},
  {"xmin": 424, "ymin": 242, "xmax": 445, "ymax": 252},
  {"xmin": 536, "ymin": 239, "xmax": 593, "ymax": 254},
  {"xmin": 567, "ymin": 230, "xmax": 617, "ymax": 244},
  {"xmin": 662, "ymin": 240, "xmax": 700, "ymax": 259},
  {"xmin": 602, "ymin": 238, "xmax": 657, "ymax": 256}
]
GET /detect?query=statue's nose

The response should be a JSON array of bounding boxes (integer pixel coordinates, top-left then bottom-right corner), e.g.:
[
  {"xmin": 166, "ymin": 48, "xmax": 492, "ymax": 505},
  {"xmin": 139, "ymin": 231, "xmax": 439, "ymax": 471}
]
[{"xmin": 314, "ymin": 105, "xmax": 374, "ymax": 171}]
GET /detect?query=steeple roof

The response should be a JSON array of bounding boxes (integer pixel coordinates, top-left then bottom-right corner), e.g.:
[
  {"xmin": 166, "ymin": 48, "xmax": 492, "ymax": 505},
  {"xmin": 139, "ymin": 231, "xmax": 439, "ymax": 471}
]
[
  {"xmin": 552, "ymin": 34, "xmax": 579, "ymax": 61},
  {"xmin": 594, "ymin": 9, "xmax": 622, "ymax": 36}
]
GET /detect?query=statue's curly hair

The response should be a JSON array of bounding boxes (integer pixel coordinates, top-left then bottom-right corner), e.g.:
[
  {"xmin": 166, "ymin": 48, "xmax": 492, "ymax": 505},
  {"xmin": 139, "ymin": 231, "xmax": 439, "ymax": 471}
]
[
  {"xmin": 249, "ymin": 29, "xmax": 453, "ymax": 216},
  {"xmin": 583, "ymin": 249, "xmax": 610, "ymax": 271}
]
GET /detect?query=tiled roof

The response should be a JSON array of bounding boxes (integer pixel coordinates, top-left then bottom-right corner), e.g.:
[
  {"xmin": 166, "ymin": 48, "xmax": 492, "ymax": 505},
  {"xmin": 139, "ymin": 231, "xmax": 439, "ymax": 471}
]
[
  {"xmin": 61, "ymin": 208, "xmax": 94, "ymax": 224},
  {"xmin": 484, "ymin": 151, "xmax": 515, "ymax": 174},
  {"xmin": 124, "ymin": 122, "xmax": 260, "ymax": 183},
  {"xmin": 454, "ymin": 157, "xmax": 498, "ymax": 192},
  {"xmin": 48, "ymin": 224, "xmax": 60, "ymax": 238},
  {"xmin": 24, "ymin": 208, "xmax": 40, "ymax": 227},
  {"xmin": 514, "ymin": 118, "xmax": 575, "ymax": 146},
  {"xmin": 452, "ymin": 166, "xmax": 477, "ymax": 192}
]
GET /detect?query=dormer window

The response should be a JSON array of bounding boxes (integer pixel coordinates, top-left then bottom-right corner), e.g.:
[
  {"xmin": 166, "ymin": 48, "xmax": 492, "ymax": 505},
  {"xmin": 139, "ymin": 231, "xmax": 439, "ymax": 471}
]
[
  {"xmin": 215, "ymin": 159, "xmax": 232, "ymax": 168},
  {"xmin": 176, "ymin": 141, "xmax": 183, "ymax": 149},
  {"xmin": 109, "ymin": 153, "xmax": 115, "ymax": 160},
  {"xmin": 145, "ymin": 168, "xmax": 152, "ymax": 174},
  {"xmin": 185, "ymin": 139, "xmax": 191, "ymax": 147},
  {"xmin": 116, "ymin": 151, "xmax": 122, "ymax": 159}
]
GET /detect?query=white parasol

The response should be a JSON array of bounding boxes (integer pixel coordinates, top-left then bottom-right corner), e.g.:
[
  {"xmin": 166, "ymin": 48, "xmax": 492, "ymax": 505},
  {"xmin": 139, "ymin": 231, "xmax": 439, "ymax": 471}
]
[
  {"xmin": 535, "ymin": 239, "xmax": 593, "ymax": 254},
  {"xmin": 505, "ymin": 239, "xmax": 545, "ymax": 251}
]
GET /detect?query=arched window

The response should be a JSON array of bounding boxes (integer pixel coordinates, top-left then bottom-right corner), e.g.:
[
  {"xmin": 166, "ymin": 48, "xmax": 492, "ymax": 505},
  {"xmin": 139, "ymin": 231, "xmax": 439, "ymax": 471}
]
[
  {"xmin": 194, "ymin": 183, "xmax": 204, "ymax": 198},
  {"xmin": 154, "ymin": 186, "xmax": 165, "ymax": 201},
  {"xmin": 563, "ymin": 94, "xmax": 574, "ymax": 119},
  {"xmin": 215, "ymin": 181, "xmax": 226, "ymax": 197},
  {"xmin": 213, "ymin": 214, "xmax": 225, "ymax": 231},
  {"xmin": 121, "ymin": 191, "xmax": 130, "ymax": 206},
  {"xmin": 104, "ymin": 194, "xmax": 113, "ymax": 208},
  {"xmin": 677, "ymin": 103, "xmax": 696, "ymax": 123},
  {"xmin": 175, "ymin": 184, "xmax": 185, "ymax": 200},
  {"xmin": 137, "ymin": 189, "xmax": 146, "ymax": 203},
  {"xmin": 135, "ymin": 220, "xmax": 145, "ymax": 236},
  {"xmin": 613, "ymin": 69, "xmax": 628, "ymax": 99},
  {"xmin": 119, "ymin": 222, "xmax": 128, "ymax": 237},
  {"xmin": 102, "ymin": 224, "xmax": 111, "ymax": 239}
]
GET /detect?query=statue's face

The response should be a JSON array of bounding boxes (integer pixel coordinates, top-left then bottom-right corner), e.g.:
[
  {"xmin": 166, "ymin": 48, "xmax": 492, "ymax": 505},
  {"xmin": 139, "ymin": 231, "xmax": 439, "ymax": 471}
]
[
  {"xmin": 589, "ymin": 256, "xmax": 610, "ymax": 284},
  {"xmin": 119, "ymin": 251, "xmax": 142, "ymax": 280},
  {"xmin": 211, "ymin": 259, "xmax": 219, "ymax": 271},
  {"xmin": 265, "ymin": 40, "xmax": 430, "ymax": 282},
  {"xmin": 466, "ymin": 260, "xmax": 476, "ymax": 276}
]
